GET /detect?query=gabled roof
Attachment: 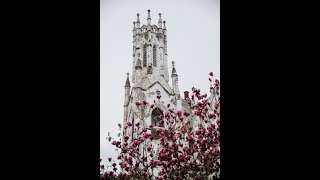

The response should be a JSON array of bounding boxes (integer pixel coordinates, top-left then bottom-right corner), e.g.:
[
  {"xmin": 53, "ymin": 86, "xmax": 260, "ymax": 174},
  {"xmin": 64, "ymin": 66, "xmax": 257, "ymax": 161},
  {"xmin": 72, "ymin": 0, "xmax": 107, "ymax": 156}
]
[{"xmin": 141, "ymin": 76, "xmax": 174, "ymax": 95}]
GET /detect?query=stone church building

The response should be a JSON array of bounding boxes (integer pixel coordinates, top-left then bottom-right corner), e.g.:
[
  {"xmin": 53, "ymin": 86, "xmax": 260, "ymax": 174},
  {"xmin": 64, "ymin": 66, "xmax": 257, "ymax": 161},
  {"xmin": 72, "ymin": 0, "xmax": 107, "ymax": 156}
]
[
  {"xmin": 123, "ymin": 10, "xmax": 191, "ymax": 141},
  {"xmin": 120, "ymin": 10, "xmax": 219, "ymax": 179}
]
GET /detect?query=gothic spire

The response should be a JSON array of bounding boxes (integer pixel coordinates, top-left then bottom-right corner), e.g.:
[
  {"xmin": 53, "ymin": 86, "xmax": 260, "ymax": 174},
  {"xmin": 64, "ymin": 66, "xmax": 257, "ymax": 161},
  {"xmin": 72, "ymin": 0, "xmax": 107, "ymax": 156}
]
[
  {"xmin": 147, "ymin": 10, "xmax": 151, "ymax": 23},
  {"xmin": 136, "ymin": 13, "xmax": 140, "ymax": 23},
  {"xmin": 171, "ymin": 61, "xmax": 177, "ymax": 77},
  {"xmin": 136, "ymin": 13, "xmax": 140, "ymax": 29},
  {"xmin": 158, "ymin": 13, "xmax": 162, "ymax": 28},
  {"xmin": 147, "ymin": 10, "xmax": 151, "ymax": 18},
  {"xmin": 125, "ymin": 72, "xmax": 130, "ymax": 87}
]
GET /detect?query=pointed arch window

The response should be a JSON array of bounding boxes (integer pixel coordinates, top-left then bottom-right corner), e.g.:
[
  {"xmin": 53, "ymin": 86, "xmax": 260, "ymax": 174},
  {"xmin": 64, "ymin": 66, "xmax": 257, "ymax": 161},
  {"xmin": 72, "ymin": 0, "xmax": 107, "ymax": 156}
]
[
  {"xmin": 153, "ymin": 45, "xmax": 157, "ymax": 67},
  {"xmin": 151, "ymin": 108, "xmax": 163, "ymax": 127},
  {"xmin": 143, "ymin": 45, "xmax": 147, "ymax": 67}
]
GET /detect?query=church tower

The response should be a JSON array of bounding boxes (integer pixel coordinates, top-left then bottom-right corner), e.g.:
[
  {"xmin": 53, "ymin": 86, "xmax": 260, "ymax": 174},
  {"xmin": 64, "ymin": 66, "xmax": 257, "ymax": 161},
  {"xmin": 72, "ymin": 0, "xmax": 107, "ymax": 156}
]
[{"xmin": 123, "ymin": 10, "xmax": 190, "ymax": 144}]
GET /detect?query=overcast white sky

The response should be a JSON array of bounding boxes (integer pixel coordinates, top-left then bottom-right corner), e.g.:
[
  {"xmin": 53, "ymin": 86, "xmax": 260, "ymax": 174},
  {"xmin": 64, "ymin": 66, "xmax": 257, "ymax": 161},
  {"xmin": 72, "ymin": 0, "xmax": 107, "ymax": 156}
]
[{"xmin": 100, "ymin": 0, "xmax": 220, "ymax": 166}]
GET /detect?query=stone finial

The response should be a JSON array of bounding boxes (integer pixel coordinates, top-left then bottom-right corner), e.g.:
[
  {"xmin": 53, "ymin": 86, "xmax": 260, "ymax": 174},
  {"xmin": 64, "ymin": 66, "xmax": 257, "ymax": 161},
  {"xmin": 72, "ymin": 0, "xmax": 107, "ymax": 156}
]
[
  {"xmin": 147, "ymin": 10, "xmax": 151, "ymax": 26},
  {"xmin": 172, "ymin": 61, "xmax": 177, "ymax": 76},
  {"xmin": 163, "ymin": 21, "xmax": 166, "ymax": 30},
  {"xmin": 125, "ymin": 72, "xmax": 130, "ymax": 87},
  {"xmin": 147, "ymin": 10, "xmax": 151, "ymax": 19},
  {"xmin": 158, "ymin": 13, "xmax": 163, "ymax": 29}
]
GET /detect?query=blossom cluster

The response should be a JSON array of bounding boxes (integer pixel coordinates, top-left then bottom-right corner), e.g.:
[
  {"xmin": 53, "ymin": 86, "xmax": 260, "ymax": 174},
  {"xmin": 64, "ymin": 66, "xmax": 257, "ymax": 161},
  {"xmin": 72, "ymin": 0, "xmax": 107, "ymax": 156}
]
[{"xmin": 100, "ymin": 72, "xmax": 220, "ymax": 180}]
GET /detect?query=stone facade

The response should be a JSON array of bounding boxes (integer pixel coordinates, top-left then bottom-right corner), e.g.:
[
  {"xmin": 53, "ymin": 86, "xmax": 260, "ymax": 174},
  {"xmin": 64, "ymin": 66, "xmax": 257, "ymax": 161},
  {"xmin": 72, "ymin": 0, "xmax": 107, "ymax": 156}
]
[{"xmin": 123, "ymin": 10, "xmax": 189, "ymax": 141}]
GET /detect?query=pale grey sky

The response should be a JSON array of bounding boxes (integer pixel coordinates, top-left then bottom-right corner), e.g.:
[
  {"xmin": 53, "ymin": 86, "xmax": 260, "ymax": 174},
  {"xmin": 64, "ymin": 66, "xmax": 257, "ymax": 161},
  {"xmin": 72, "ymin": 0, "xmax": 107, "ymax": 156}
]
[{"xmin": 100, "ymin": 0, "xmax": 220, "ymax": 166}]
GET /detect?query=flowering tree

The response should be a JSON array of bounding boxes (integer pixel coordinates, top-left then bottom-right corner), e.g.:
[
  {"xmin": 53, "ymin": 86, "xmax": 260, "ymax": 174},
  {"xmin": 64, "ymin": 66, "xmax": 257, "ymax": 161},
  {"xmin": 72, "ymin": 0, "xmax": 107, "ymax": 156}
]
[{"xmin": 100, "ymin": 72, "xmax": 220, "ymax": 180}]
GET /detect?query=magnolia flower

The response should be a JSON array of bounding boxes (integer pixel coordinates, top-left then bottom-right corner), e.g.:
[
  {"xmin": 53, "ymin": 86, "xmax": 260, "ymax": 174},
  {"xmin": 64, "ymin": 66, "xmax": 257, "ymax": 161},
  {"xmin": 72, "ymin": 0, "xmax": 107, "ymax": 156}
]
[
  {"xmin": 125, "ymin": 166, "xmax": 129, "ymax": 171},
  {"xmin": 183, "ymin": 111, "xmax": 190, "ymax": 117},
  {"xmin": 143, "ymin": 100, "xmax": 147, "ymax": 105},
  {"xmin": 208, "ymin": 113, "xmax": 214, "ymax": 119},
  {"xmin": 141, "ymin": 171, "xmax": 147, "ymax": 177},
  {"xmin": 213, "ymin": 149, "xmax": 219, "ymax": 156},
  {"xmin": 124, "ymin": 135, "xmax": 129, "ymax": 140},
  {"xmin": 126, "ymin": 122, "xmax": 132, "ymax": 126}
]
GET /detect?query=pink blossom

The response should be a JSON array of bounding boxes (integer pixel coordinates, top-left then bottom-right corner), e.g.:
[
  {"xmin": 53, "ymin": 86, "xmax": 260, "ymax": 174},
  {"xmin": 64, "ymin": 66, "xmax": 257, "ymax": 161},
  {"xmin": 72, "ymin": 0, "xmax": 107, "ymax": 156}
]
[
  {"xmin": 143, "ymin": 133, "xmax": 149, "ymax": 138},
  {"xmin": 124, "ymin": 135, "xmax": 129, "ymax": 141},
  {"xmin": 178, "ymin": 154, "xmax": 184, "ymax": 162},
  {"xmin": 208, "ymin": 113, "xmax": 214, "ymax": 119},
  {"xmin": 176, "ymin": 110, "xmax": 182, "ymax": 116},
  {"xmin": 101, "ymin": 72, "xmax": 220, "ymax": 179},
  {"xmin": 141, "ymin": 171, "xmax": 147, "ymax": 177},
  {"xmin": 126, "ymin": 121, "xmax": 132, "ymax": 126},
  {"xmin": 143, "ymin": 100, "xmax": 147, "ymax": 105},
  {"xmin": 183, "ymin": 111, "xmax": 190, "ymax": 117},
  {"xmin": 165, "ymin": 112, "xmax": 170, "ymax": 118},
  {"xmin": 213, "ymin": 149, "xmax": 219, "ymax": 156},
  {"xmin": 186, "ymin": 135, "xmax": 193, "ymax": 142}
]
